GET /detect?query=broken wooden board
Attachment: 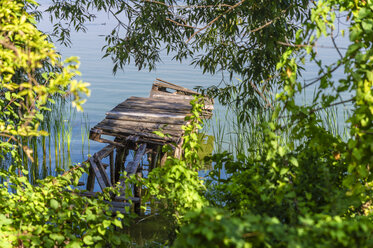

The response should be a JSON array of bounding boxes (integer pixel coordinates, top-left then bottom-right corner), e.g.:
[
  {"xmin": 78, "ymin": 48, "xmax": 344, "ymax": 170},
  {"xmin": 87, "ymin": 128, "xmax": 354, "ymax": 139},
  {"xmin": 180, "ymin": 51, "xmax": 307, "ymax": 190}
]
[
  {"xmin": 126, "ymin": 143, "xmax": 147, "ymax": 176},
  {"xmin": 90, "ymin": 81, "xmax": 213, "ymax": 147},
  {"xmin": 105, "ymin": 111, "xmax": 188, "ymax": 125},
  {"xmin": 89, "ymin": 155, "xmax": 112, "ymax": 191},
  {"xmin": 118, "ymin": 143, "xmax": 147, "ymax": 197}
]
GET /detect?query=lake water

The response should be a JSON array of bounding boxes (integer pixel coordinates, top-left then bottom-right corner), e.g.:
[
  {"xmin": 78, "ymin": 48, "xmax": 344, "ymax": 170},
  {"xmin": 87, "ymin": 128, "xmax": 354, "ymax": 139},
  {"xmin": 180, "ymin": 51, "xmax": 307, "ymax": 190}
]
[
  {"xmin": 36, "ymin": 4, "xmax": 225, "ymax": 173},
  {"xmin": 35, "ymin": 2, "xmax": 353, "ymax": 184},
  {"xmin": 24, "ymin": 3, "xmax": 355, "ymax": 245}
]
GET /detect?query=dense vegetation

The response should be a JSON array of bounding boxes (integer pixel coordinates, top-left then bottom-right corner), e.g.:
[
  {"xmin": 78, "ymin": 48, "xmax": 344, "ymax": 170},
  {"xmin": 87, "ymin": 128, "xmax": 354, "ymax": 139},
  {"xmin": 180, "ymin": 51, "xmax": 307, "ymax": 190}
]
[
  {"xmin": 0, "ymin": 0, "xmax": 129, "ymax": 246},
  {"xmin": 1, "ymin": 0, "xmax": 373, "ymax": 247}
]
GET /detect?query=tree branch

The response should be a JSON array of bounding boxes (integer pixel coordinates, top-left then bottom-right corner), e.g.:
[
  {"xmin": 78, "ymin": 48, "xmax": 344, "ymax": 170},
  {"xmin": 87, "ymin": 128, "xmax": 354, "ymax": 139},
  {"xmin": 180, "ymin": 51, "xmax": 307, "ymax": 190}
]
[
  {"xmin": 186, "ymin": 0, "xmax": 246, "ymax": 43},
  {"xmin": 166, "ymin": 18, "xmax": 200, "ymax": 29},
  {"xmin": 143, "ymin": 0, "xmax": 233, "ymax": 9}
]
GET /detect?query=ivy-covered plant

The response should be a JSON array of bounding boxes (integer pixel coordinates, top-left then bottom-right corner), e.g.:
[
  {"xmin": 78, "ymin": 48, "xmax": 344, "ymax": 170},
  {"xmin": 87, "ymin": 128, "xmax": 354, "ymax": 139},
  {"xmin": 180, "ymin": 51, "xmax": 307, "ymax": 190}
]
[
  {"xmin": 0, "ymin": 1, "xmax": 129, "ymax": 246},
  {"xmin": 0, "ymin": 166, "xmax": 129, "ymax": 247},
  {"xmin": 173, "ymin": 0, "xmax": 373, "ymax": 247},
  {"xmin": 143, "ymin": 97, "xmax": 208, "ymax": 222},
  {"xmin": 0, "ymin": 0, "xmax": 89, "ymax": 165}
]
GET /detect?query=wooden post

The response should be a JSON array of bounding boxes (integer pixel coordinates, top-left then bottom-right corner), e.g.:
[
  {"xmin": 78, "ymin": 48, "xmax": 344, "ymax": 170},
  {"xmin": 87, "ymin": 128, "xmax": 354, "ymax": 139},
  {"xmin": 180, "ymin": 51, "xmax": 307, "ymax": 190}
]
[
  {"xmin": 160, "ymin": 150, "xmax": 167, "ymax": 166},
  {"xmin": 134, "ymin": 171, "xmax": 142, "ymax": 215},
  {"xmin": 115, "ymin": 147, "xmax": 128, "ymax": 184},
  {"xmin": 149, "ymin": 148, "xmax": 158, "ymax": 172},
  {"xmin": 86, "ymin": 162, "xmax": 95, "ymax": 192},
  {"xmin": 109, "ymin": 151, "xmax": 115, "ymax": 185},
  {"xmin": 89, "ymin": 156, "xmax": 112, "ymax": 191}
]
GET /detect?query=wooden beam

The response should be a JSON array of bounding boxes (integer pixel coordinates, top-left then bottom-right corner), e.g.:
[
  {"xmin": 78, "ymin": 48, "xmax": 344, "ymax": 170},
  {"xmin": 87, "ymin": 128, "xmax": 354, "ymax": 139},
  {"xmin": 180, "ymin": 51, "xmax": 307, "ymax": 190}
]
[
  {"xmin": 115, "ymin": 147, "xmax": 128, "ymax": 184},
  {"xmin": 110, "ymin": 151, "xmax": 115, "ymax": 185},
  {"xmin": 89, "ymin": 157, "xmax": 105, "ymax": 191},
  {"xmin": 86, "ymin": 163, "xmax": 95, "ymax": 192},
  {"xmin": 106, "ymin": 111, "xmax": 187, "ymax": 123},
  {"xmin": 117, "ymin": 143, "xmax": 147, "ymax": 199},
  {"xmin": 96, "ymin": 144, "xmax": 116, "ymax": 160},
  {"xmin": 134, "ymin": 171, "xmax": 142, "ymax": 215},
  {"xmin": 94, "ymin": 125, "xmax": 181, "ymax": 141},
  {"xmin": 154, "ymin": 79, "xmax": 200, "ymax": 95},
  {"xmin": 125, "ymin": 143, "xmax": 147, "ymax": 176},
  {"xmin": 89, "ymin": 156, "xmax": 112, "ymax": 191},
  {"xmin": 98, "ymin": 119, "xmax": 183, "ymax": 133}
]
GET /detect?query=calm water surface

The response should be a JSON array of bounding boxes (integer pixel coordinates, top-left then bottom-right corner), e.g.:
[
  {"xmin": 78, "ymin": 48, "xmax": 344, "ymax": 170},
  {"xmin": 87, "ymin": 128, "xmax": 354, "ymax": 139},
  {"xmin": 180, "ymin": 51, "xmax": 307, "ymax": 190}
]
[
  {"xmin": 32, "ymin": 3, "xmax": 354, "ymax": 245},
  {"xmin": 36, "ymin": 2, "xmax": 352, "ymax": 181}
]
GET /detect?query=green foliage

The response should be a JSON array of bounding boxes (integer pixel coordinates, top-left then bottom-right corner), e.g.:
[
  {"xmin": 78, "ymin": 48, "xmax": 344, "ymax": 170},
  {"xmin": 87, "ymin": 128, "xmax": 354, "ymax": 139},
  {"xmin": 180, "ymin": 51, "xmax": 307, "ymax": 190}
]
[
  {"xmin": 19, "ymin": 0, "xmax": 373, "ymax": 247},
  {"xmin": 0, "ymin": 1, "xmax": 130, "ymax": 247},
  {"xmin": 0, "ymin": 0, "xmax": 90, "ymax": 167},
  {"xmin": 143, "ymin": 97, "xmax": 208, "ymax": 222},
  {"xmin": 175, "ymin": 207, "xmax": 373, "ymax": 248},
  {"xmin": 45, "ymin": 0, "xmax": 309, "ymax": 112},
  {"xmin": 0, "ymin": 166, "xmax": 129, "ymax": 247},
  {"xmin": 175, "ymin": 0, "xmax": 373, "ymax": 246}
]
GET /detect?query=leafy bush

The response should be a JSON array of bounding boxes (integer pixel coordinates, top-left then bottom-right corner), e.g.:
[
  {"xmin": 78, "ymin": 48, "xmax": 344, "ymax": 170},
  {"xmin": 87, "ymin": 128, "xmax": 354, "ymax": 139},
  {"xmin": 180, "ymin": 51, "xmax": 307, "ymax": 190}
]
[
  {"xmin": 0, "ymin": 1, "xmax": 129, "ymax": 247},
  {"xmin": 173, "ymin": 0, "xmax": 373, "ymax": 247},
  {"xmin": 175, "ymin": 207, "xmax": 373, "ymax": 248},
  {"xmin": 143, "ymin": 98, "xmax": 208, "ymax": 221},
  {"xmin": 0, "ymin": 166, "xmax": 129, "ymax": 247}
]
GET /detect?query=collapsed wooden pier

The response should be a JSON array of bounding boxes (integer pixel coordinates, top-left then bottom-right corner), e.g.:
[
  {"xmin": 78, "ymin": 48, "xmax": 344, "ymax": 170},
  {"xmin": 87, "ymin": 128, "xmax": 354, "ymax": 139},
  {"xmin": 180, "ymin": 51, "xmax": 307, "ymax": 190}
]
[{"xmin": 79, "ymin": 79, "xmax": 213, "ymax": 213}]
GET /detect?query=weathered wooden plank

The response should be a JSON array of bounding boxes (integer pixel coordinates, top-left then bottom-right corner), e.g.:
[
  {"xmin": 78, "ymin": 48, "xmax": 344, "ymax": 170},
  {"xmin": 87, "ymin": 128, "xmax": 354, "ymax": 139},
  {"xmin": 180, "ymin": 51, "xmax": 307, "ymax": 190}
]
[
  {"xmin": 150, "ymin": 91, "xmax": 194, "ymax": 100},
  {"xmin": 124, "ymin": 98, "xmax": 192, "ymax": 107},
  {"xmin": 116, "ymin": 144, "xmax": 147, "ymax": 201},
  {"xmin": 114, "ymin": 105, "xmax": 191, "ymax": 114},
  {"xmin": 105, "ymin": 113, "xmax": 186, "ymax": 125},
  {"xmin": 109, "ymin": 206, "xmax": 128, "ymax": 214},
  {"xmin": 95, "ymin": 124, "xmax": 182, "ymax": 136},
  {"xmin": 134, "ymin": 171, "xmax": 142, "ymax": 215},
  {"xmin": 96, "ymin": 120, "xmax": 184, "ymax": 134},
  {"xmin": 142, "ymin": 95, "xmax": 215, "ymax": 111},
  {"xmin": 107, "ymin": 200, "xmax": 132, "ymax": 208},
  {"xmin": 94, "ymin": 125, "xmax": 182, "ymax": 140},
  {"xmin": 96, "ymin": 158, "xmax": 113, "ymax": 188},
  {"xmin": 110, "ymin": 106, "xmax": 191, "ymax": 115},
  {"xmin": 154, "ymin": 79, "xmax": 200, "ymax": 95},
  {"xmin": 89, "ymin": 156, "xmax": 108, "ymax": 191},
  {"xmin": 126, "ymin": 143, "xmax": 147, "ymax": 176},
  {"xmin": 160, "ymin": 151, "xmax": 168, "ymax": 166},
  {"xmin": 106, "ymin": 111, "xmax": 188, "ymax": 121},
  {"xmin": 106, "ymin": 201, "xmax": 131, "ymax": 214},
  {"xmin": 86, "ymin": 161, "xmax": 95, "ymax": 192},
  {"xmin": 98, "ymin": 119, "xmax": 184, "ymax": 132},
  {"xmin": 123, "ymin": 101, "xmax": 191, "ymax": 110},
  {"xmin": 110, "ymin": 151, "xmax": 115, "ymax": 185},
  {"xmin": 126, "ymin": 95, "xmax": 214, "ymax": 111},
  {"xmin": 89, "ymin": 128, "xmax": 102, "ymax": 141},
  {"xmin": 110, "ymin": 97, "xmax": 191, "ymax": 112},
  {"xmin": 114, "ymin": 195, "xmax": 140, "ymax": 202},
  {"xmin": 127, "ymin": 95, "xmax": 192, "ymax": 104},
  {"xmin": 95, "ymin": 144, "xmax": 116, "ymax": 160},
  {"xmin": 79, "ymin": 191, "xmax": 140, "ymax": 202},
  {"xmin": 100, "ymin": 131, "xmax": 176, "ymax": 146},
  {"xmin": 115, "ymin": 147, "xmax": 128, "ymax": 184}
]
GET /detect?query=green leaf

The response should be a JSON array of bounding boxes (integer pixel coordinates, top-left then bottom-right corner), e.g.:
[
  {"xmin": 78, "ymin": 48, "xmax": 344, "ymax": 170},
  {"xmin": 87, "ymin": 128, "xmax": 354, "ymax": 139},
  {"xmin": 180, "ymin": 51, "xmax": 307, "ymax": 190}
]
[
  {"xmin": 50, "ymin": 199, "xmax": 60, "ymax": 210},
  {"xmin": 102, "ymin": 220, "xmax": 111, "ymax": 228},
  {"xmin": 66, "ymin": 241, "xmax": 82, "ymax": 248},
  {"xmin": 0, "ymin": 214, "xmax": 13, "ymax": 226},
  {"xmin": 49, "ymin": 233, "xmax": 65, "ymax": 243},
  {"xmin": 358, "ymin": 7, "xmax": 371, "ymax": 19},
  {"xmin": 83, "ymin": 235, "xmax": 94, "ymax": 245},
  {"xmin": 5, "ymin": 91, "xmax": 10, "ymax": 101},
  {"xmin": 35, "ymin": 113, "xmax": 44, "ymax": 121},
  {"xmin": 367, "ymin": 71, "xmax": 373, "ymax": 81},
  {"xmin": 362, "ymin": 19, "xmax": 373, "ymax": 32},
  {"xmin": 289, "ymin": 157, "xmax": 299, "ymax": 167},
  {"xmin": 113, "ymin": 219, "xmax": 122, "ymax": 228}
]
